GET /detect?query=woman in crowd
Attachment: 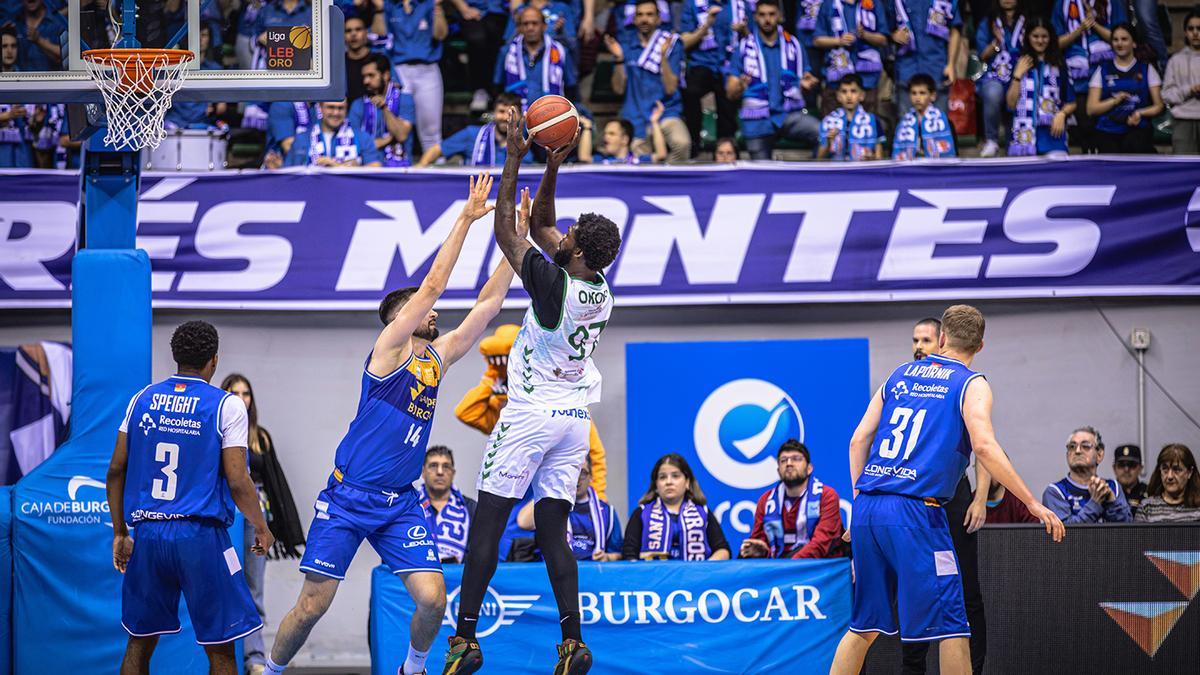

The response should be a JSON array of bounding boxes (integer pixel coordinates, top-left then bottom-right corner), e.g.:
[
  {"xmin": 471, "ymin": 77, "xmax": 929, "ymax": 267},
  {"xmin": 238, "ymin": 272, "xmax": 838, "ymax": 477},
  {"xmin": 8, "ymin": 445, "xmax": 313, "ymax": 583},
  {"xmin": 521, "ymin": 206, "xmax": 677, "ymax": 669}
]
[
  {"xmin": 1136, "ymin": 444, "xmax": 1200, "ymax": 523},
  {"xmin": 975, "ymin": 0, "xmax": 1026, "ymax": 157},
  {"xmin": 1006, "ymin": 17, "xmax": 1075, "ymax": 157},
  {"xmin": 622, "ymin": 453, "xmax": 731, "ymax": 561},
  {"xmin": 1086, "ymin": 23, "xmax": 1163, "ymax": 154},
  {"xmin": 221, "ymin": 374, "xmax": 306, "ymax": 675},
  {"xmin": 1054, "ymin": 0, "xmax": 1126, "ymax": 152}
]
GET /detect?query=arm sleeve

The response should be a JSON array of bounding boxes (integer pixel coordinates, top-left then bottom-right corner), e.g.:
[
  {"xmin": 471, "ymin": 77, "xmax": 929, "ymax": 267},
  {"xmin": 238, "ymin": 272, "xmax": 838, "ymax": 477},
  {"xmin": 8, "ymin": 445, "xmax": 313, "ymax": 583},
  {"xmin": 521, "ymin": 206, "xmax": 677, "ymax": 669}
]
[
  {"xmin": 521, "ymin": 247, "xmax": 567, "ymax": 329},
  {"xmin": 706, "ymin": 512, "xmax": 730, "ymax": 555},
  {"xmin": 747, "ymin": 491, "xmax": 769, "ymax": 544},
  {"xmin": 680, "ymin": 1, "xmax": 697, "ymax": 32},
  {"xmin": 588, "ymin": 422, "xmax": 608, "ymax": 501},
  {"xmin": 1147, "ymin": 65, "xmax": 1161, "ymax": 88},
  {"xmin": 727, "ymin": 46, "xmax": 744, "ymax": 77},
  {"xmin": 793, "ymin": 489, "xmax": 844, "ymax": 559},
  {"xmin": 974, "ymin": 20, "xmax": 989, "ymax": 53},
  {"xmin": 1042, "ymin": 485, "xmax": 1072, "ymax": 518},
  {"xmin": 454, "ymin": 378, "xmax": 504, "ymax": 434},
  {"xmin": 219, "ymin": 395, "xmax": 250, "ymax": 449},
  {"xmin": 815, "ymin": 3, "xmax": 833, "ymax": 37},
  {"xmin": 668, "ymin": 39, "xmax": 684, "ymax": 73},
  {"xmin": 606, "ymin": 506, "xmax": 624, "ymax": 553},
  {"xmin": 1088, "ymin": 68, "xmax": 1103, "ymax": 89},
  {"xmin": 1105, "ymin": 483, "xmax": 1133, "ymax": 522},
  {"xmin": 949, "ymin": 0, "xmax": 962, "ymax": 27},
  {"xmin": 399, "ymin": 93, "xmax": 417, "ymax": 123},
  {"xmin": 622, "ymin": 506, "xmax": 644, "ymax": 560},
  {"xmin": 1051, "ymin": 9, "xmax": 1067, "ymax": 37},
  {"xmin": 1062, "ymin": 82, "xmax": 1076, "ymax": 104},
  {"xmin": 1162, "ymin": 57, "xmax": 1189, "ymax": 106}
]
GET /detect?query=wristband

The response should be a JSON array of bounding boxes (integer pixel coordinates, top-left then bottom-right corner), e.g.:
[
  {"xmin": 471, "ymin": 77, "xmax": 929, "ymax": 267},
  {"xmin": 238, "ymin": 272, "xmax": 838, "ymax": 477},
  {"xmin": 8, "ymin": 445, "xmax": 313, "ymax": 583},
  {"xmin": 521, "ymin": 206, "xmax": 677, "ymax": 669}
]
[{"xmin": 614, "ymin": 59, "xmax": 625, "ymax": 64}]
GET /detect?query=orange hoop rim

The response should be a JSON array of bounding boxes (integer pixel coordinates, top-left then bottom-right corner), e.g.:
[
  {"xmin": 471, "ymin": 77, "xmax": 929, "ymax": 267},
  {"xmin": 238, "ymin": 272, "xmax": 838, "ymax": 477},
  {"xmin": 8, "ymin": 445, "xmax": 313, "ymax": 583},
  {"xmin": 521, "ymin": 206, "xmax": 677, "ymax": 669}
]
[{"xmin": 81, "ymin": 48, "xmax": 195, "ymax": 67}]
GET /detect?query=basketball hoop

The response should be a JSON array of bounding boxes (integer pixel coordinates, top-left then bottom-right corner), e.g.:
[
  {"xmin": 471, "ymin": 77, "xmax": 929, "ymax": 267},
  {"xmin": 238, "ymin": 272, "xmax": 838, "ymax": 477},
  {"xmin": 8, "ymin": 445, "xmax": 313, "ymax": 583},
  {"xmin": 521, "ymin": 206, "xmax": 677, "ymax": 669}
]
[{"xmin": 81, "ymin": 48, "xmax": 195, "ymax": 151}]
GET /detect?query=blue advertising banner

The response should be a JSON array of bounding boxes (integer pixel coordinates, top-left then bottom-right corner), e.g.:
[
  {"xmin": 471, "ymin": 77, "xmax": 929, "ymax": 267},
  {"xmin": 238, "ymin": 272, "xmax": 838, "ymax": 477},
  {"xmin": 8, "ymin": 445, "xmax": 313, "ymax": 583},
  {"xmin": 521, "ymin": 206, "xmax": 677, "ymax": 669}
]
[
  {"xmin": 370, "ymin": 559, "xmax": 851, "ymax": 674},
  {"xmin": 626, "ymin": 339, "xmax": 869, "ymax": 548},
  {"xmin": 3, "ymin": 158, "xmax": 1200, "ymax": 309}
]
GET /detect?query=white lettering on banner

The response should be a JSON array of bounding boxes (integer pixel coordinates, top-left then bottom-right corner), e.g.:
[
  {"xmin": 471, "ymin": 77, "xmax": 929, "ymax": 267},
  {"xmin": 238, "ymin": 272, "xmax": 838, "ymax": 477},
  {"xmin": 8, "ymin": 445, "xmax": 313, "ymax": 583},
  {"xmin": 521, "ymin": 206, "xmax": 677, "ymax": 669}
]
[
  {"xmin": 879, "ymin": 189, "xmax": 1008, "ymax": 280},
  {"xmin": 1188, "ymin": 188, "xmax": 1200, "ymax": 253},
  {"xmin": 614, "ymin": 194, "xmax": 766, "ymax": 286},
  {"xmin": 712, "ymin": 499, "xmax": 758, "ymax": 534},
  {"xmin": 579, "ymin": 585, "xmax": 826, "ymax": 625},
  {"xmin": 985, "ymin": 186, "xmax": 1113, "ymax": 278},
  {"xmin": 0, "ymin": 202, "xmax": 76, "ymax": 290},
  {"xmin": 137, "ymin": 202, "xmax": 197, "ymax": 292},
  {"xmin": 176, "ymin": 202, "xmax": 304, "ymax": 292},
  {"xmin": 770, "ymin": 191, "xmax": 900, "ymax": 282}
]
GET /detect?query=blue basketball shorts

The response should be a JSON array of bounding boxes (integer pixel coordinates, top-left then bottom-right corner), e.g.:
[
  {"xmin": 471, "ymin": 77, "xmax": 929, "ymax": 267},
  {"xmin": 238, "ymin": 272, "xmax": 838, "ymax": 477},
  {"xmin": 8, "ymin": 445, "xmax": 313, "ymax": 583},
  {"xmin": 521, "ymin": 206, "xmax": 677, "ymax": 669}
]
[
  {"xmin": 299, "ymin": 476, "xmax": 441, "ymax": 579},
  {"xmin": 849, "ymin": 493, "xmax": 971, "ymax": 642},
  {"xmin": 122, "ymin": 519, "xmax": 262, "ymax": 644}
]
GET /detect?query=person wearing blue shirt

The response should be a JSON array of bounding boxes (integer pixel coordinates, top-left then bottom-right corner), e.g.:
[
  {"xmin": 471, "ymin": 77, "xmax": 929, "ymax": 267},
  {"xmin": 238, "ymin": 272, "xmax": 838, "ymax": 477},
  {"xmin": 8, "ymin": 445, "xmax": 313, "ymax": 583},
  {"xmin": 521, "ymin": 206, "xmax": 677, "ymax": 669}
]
[
  {"xmin": 263, "ymin": 102, "xmax": 317, "ymax": 169},
  {"xmin": 1053, "ymin": 0, "xmax": 1126, "ymax": 153},
  {"xmin": 888, "ymin": 0, "xmax": 963, "ymax": 119},
  {"xmin": 416, "ymin": 93, "xmax": 536, "ymax": 166},
  {"xmin": 974, "ymin": 0, "xmax": 1025, "ymax": 157},
  {"xmin": 503, "ymin": 0, "xmax": 578, "ymax": 55},
  {"xmin": 1085, "ymin": 22, "xmax": 1163, "ymax": 154},
  {"xmin": 384, "ymin": 0, "xmax": 449, "ymax": 157},
  {"xmin": 1042, "ymin": 426, "xmax": 1133, "ymax": 523},
  {"xmin": 829, "ymin": 305, "xmax": 1063, "ymax": 675},
  {"xmin": 812, "ymin": 0, "xmax": 889, "ymax": 115},
  {"xmin": 237, "ymin": 0, "xmax": 269, "ymax": 68},
  {"xmin": 286, "ymin": 100, "xmax": 383, "ymax": 167},
  {"xmin": 726, "ymin": 0, "xmax": 820, "ymax": 159},
  {"xmin": 577, "ymin": 108, "xmax": 666, "ymax": 163},
  {"xmin": 0, "ymin": 104, "xmax": 33, "ymax": 168},
  {"xmin": 165, "ymin": 25, "xmax": 227, "ymax": 130},
  {"xmin": 348, "ymin": 53, "xmax": 418, "ymax": 166},
  {"xmin": 1005, "ymin": 17, "xmax": 1076, "ymax": 157},
  {"xmin": 679, "ymin": 0, "xmax": 738, "ymax": 158},
  {"xmin": 448, "ymin": 0, "xmax": 510, "ymax": 111},
  {"xmin": 613, "ymin": 0, "xmax": 669, "ymax": 42},
  {"xmin": 817, "ymin": 74, "xmax": 882, "ymax": 160},
  {"xmin": 493, "ymin": 7, "xmax": 578, "ymax": 109},
  {"xmin": 106, "ymin": 320, "xmax": 272, "ymax": 674},
  {"xmin": 606, "ymin": 0, "xmax": 691, "ymax": 162},
  {"xmin": 14, "ymin": 0, "xmax": 67, "ymax": 71},
  {"xmin": 516, "ymin": 461, "xmax": 623, "ymax": 561}
]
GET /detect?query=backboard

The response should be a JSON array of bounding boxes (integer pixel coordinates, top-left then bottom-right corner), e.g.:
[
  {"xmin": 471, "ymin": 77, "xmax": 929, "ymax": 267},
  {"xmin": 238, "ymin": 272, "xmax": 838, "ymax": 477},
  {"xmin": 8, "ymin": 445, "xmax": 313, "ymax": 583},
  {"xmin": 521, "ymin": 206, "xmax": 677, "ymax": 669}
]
[{"xmin": 0, "ymin": 0, "xmax": 344, "ymax": 103}]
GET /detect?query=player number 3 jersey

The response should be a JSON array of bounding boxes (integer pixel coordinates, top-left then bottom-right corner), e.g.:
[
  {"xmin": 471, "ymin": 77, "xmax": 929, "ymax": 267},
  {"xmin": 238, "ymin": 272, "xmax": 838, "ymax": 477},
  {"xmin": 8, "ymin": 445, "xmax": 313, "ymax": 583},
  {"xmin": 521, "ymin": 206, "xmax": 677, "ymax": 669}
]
[
  {"xmin": 856, "ymin": 354, "xmax": 984, "ymax": 502},
  {"xmin": 509, "ymin": 248, "xmax": 614, "ymax": 409}
]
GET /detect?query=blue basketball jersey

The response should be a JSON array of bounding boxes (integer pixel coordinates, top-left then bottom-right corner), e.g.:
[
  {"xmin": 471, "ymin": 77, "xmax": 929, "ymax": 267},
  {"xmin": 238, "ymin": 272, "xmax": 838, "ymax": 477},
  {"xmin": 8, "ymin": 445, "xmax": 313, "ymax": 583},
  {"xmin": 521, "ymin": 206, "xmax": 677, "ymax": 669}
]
[
  {"xmin": 332, "ymin": 347, "xmax": 442, "ymax": 491},
  {"xmin": 856, "ymin": 354, "xmax": 985, "ymax": 502},
  {"xmin": 124, "ymin": 376, "xmax": 239, "ymax": 526}
]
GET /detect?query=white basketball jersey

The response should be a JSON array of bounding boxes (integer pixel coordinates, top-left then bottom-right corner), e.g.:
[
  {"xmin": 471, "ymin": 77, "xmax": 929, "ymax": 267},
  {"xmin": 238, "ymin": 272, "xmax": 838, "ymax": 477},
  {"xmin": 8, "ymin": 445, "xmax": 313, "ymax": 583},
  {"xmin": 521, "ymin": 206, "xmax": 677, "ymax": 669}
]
[{"xmin": 507, "ymin": 273, "xmax": 613, "ymax": 409}]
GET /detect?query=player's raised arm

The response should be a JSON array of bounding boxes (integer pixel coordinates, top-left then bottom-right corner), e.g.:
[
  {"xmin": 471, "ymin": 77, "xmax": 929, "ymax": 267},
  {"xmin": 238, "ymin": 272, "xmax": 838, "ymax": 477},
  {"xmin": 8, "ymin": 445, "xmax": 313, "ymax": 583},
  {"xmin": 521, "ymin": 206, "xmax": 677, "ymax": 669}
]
[
  {"xmin": 848, "ymin": 386, "xmax": 885, "ymax": 492},
  {"xmin": 374, "ymin": 173, "xmax": 496, "ymax": 362},
  {"xmin": 529, "ymin": 126, "xmax": 581, "ymax": 254},
  {"xmin": 963, "ymin": 377, "xmax": 1065, "ymax": 542},
  {"xmin": 434, "ymin": 189, "xmax": 530, "ymax": 368},
  {"xmin": 493, "ymin": 107, "xmax": 536, "ymax": 276}
]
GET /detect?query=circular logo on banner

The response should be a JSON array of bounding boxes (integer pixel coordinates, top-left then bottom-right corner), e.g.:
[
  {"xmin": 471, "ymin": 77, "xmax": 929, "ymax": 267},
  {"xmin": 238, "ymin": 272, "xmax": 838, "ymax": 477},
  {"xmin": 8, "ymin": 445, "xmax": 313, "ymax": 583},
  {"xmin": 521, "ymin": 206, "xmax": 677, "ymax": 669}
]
[
  {"xmin": 693, "ymin": 379, "xmax": 804, "ymax": 489},
  {"xmin": 444, "ymin": 585, "xmax": 540, "ymax": 638}
]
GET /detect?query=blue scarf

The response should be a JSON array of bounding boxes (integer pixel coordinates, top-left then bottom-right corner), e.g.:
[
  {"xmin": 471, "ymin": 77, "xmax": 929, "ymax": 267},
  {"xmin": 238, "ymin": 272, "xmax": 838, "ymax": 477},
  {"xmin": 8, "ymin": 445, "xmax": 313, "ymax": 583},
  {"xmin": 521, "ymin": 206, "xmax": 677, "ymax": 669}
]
[
  {"xmin": 739, "ymin": 27, "xmax": 805, "ymax": 120},
  {"xmin": 294, "ymin": 102, "xmax": 313, "ymax": 131},
  {"xmin": 0, "ymin": 105, "xmax": 30, "ymax": 144},
  {"xmin": 420, "ymin": 484, "xmax": 471, "ymax": 562},
  {"xmin": 761, "ymin": 477, "xmax": 823, "ymax": 557},
  {"xmin": 635, "ymin": 29, "xmax": 679, "ymax": 75},
  {"xmin": 1063, "ymin": 0, "xmax": 1114, "ymax": 79},
  {"xmin": 640, "ymin": 497, "xmax": 710, "ymax": 560},
  {"xmin": 1010, "ymin": 61, "xmax": 1063, "ymax": 156},
  {"xmin": 692, "ymin": 0, "xmax": 719, "ymax": 50},
  {"xmin": 471, "ymin": 122, "xmax": 498, "ymax": 166},
  {"xmin": 892, "ymin": 105, "xmax": 956, "ymax": 159},
  {"xmin": 502, "ymin": 35, "xmax": 566, "ymax": 108},
  {"xmin": 308, "ymin": 122, "xmax": 360, "ymax": 164},
  {"xmin": 985, "ymin": 15, "xmax": 1024, "ymax": 84},
  {"xmin": 796, "ymin": 0, "xmax": 822, "ymax": 31},
  {"xmin": 821, "ymin": 105, "xmax": 878, "ymax": 160},
  {"xmin": 894, "ymin": 0, "xmax": 954, "ymax": 54},
  {"xmin": 826, "ymin": 1, "xmax": 882, "ymax": 82},
  {"xmin": 361, "ymin": 83, "xmax": 409, "ymax": 166},
  {"xmin": 567, "ymin": 487, "xmax": 610, "ymax": 557}
]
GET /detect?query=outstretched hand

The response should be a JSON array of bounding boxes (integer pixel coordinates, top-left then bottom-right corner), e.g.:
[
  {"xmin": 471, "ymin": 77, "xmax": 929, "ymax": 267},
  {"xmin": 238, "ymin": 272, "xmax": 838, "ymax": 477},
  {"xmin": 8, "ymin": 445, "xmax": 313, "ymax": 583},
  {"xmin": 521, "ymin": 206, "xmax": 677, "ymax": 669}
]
[
  {"xmin": 546, "ymin": 124, "xmax": 581, "ymax": 167},
  {"xmin": 462, "ymin": 172, "xmax": 496, "ymax": 222},
  {"xmin": 506, "ymin": 106, "xmax": 534, "ymax": 158}
]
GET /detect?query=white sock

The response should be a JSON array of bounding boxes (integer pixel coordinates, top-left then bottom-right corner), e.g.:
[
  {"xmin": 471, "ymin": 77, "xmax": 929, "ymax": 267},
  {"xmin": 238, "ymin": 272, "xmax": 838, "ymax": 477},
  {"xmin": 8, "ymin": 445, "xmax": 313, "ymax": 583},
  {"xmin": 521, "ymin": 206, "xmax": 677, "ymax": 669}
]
[
  {"xmin": 402, "ymin": 644, "xmax": 430, "ymax": 674},
  {"xmin": 265, "ymin": 656, "xmax": 287, "ymax": 675}
]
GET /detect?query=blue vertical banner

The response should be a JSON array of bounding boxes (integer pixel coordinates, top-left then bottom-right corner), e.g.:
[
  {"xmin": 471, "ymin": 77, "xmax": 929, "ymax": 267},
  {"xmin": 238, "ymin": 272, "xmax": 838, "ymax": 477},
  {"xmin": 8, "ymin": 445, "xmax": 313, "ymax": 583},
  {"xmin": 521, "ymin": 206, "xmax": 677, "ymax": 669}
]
[{"xmin": 626, "ymin": 339, "xmax": 870, "ymax": 548}]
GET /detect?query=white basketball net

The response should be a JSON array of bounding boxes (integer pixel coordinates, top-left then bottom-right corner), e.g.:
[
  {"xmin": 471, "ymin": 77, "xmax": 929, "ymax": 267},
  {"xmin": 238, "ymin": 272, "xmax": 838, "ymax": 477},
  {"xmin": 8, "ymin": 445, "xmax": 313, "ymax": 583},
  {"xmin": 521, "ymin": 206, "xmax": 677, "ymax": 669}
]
[{"xmin": 82, "ymin": 50, "xmax": 194, "ymax": 151}]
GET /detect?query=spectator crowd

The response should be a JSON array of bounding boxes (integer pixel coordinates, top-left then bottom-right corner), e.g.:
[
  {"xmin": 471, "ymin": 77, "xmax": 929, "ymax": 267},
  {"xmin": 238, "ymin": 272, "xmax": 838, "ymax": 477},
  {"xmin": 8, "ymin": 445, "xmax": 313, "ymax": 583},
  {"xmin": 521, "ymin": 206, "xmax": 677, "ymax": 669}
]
[{"xmin": 2, "ymin": 0, "xmax": 1200, "ymax": 167}]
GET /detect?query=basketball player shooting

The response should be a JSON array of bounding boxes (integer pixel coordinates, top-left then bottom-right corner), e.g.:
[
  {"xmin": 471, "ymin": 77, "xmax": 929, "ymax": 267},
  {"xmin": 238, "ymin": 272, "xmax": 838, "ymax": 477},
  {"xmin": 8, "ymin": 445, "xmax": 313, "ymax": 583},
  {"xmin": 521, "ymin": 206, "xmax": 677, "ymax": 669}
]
[
  {"xmin": 829, "ymin": 305, "xmax": 1065, "ymax": 675},
  {"xmin": 444, "ymin": 108, "xmax": 621, "ymax": 675}
]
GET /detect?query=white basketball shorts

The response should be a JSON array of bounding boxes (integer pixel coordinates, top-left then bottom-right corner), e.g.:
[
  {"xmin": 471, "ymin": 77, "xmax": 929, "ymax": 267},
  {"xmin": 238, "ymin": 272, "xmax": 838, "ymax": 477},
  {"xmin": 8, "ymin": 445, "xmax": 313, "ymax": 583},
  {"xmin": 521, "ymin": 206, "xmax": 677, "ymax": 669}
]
[{"xmin": 477, "ymin": 404, "xmax": 591, "ymax": 503}]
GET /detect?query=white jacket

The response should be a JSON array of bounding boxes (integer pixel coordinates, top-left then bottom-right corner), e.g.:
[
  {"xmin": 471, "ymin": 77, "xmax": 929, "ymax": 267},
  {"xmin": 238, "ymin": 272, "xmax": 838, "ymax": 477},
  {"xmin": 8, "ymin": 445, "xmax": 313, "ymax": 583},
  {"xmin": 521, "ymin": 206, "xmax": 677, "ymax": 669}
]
[{"xmin": 1163, "ymin": 46, "xmax": 1200, "ymax": 120}]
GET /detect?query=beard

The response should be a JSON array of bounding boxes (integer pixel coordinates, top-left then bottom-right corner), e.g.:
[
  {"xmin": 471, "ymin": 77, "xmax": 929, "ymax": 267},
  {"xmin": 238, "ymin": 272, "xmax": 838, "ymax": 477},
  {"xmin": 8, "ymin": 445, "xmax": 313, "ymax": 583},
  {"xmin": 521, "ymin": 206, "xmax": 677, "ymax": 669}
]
[
  {"xmin": 782, "ymin": 471, "xmax": 809, "ymax": 489},
  {"xmin": 553, "ymin": 246, "xmax": 573, "ymax": 268},
  {"xmin": 414, "ymin": 323, "xmax": 439, "ymax": 341},
  {"xmin": 914, "ymin": 349, "xmax": 926, "ymax": 360}
]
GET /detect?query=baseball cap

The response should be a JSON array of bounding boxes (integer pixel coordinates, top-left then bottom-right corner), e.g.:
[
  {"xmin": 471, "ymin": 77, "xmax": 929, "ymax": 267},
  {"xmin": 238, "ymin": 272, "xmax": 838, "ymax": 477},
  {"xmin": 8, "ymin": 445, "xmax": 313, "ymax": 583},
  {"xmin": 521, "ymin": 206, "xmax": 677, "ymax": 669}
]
[{"xmin": 1114, "ymin": 444, "xmax": 1142, "ymax": 464}]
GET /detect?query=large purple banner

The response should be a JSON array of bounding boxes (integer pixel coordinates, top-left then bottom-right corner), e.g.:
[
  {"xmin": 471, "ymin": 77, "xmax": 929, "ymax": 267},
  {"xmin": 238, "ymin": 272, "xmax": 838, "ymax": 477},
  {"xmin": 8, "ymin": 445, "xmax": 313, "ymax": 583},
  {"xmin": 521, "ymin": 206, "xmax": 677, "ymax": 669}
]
[{"xmin": 3, "ymin": 158, "xmax": 1199, "ymax": 309}]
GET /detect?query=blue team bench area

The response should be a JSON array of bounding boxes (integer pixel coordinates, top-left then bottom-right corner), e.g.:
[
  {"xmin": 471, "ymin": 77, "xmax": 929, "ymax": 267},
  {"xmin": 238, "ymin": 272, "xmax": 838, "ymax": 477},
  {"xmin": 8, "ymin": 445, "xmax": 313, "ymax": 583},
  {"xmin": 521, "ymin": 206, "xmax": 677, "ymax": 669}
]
[{"xmin": 369, "ymin": 559, "xmax": 852, "ymax": 674}]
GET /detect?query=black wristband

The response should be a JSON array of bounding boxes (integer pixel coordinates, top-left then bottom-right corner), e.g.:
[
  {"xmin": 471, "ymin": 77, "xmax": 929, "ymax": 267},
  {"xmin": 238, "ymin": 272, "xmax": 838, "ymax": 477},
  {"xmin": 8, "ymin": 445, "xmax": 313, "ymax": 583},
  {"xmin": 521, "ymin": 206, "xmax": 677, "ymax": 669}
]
[{"xmin": 614, "ymin": 59, "xmax": 625, "ymax": 64}]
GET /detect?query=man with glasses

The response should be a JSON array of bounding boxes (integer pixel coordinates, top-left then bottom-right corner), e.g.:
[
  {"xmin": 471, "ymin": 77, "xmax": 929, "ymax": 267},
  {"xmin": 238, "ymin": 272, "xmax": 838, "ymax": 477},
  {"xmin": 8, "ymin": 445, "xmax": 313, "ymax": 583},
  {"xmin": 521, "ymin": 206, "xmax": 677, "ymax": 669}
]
[
  {"xmin": 1112, "ymin": 444, "xmax": 1148, "ymax": 515},
  {"xmin": 739, "ymin": 439, "xmax": 844, "ymax": 559},
  {"xmin": 1042, "ymin": 426, "xmax": 1132, "ymax": 523}
]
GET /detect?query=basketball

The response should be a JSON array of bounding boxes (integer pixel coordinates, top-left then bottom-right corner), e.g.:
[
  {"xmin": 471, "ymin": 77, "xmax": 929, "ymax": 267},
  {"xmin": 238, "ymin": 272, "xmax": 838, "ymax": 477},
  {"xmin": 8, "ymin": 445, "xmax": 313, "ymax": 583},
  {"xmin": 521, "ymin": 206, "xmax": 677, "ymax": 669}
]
[
  {"xmin": 525, "ymin": 95, "xmax": 579, "ymax": 150},
  {"xmin": 289, "ymin": 25, "xmax": 312, "ymax": 49}
]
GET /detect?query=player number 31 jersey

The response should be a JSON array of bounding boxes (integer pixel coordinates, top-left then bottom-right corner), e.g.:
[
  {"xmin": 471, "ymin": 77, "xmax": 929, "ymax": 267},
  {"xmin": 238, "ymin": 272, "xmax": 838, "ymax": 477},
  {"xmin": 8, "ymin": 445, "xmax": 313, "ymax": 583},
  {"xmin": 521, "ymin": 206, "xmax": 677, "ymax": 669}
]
[{"xmin": 509, "ymin": 249, "xmax": 614, "ymax": 409}]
